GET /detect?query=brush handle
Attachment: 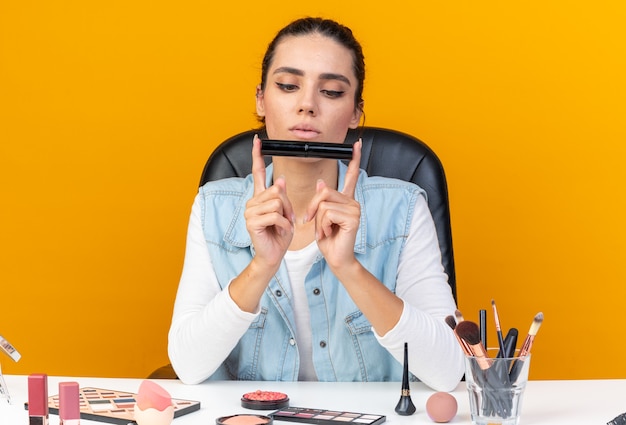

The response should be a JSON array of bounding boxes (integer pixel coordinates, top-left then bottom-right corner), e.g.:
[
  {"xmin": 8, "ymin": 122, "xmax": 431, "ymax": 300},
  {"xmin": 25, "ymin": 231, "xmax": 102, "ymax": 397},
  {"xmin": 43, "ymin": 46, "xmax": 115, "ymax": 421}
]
[
  {"xmin": 495, "ymin": 330, "xmax": 506, "ymax": 357},
  {"xmin": 466, "ymin": 356, "xmax": 511, "ymax": 417},
  {"xmin": 497, "ymin": 328, "xmax": 518, "ymax": 358},
  {"xmin": 453, "ymin": 330, "xmax": 473, "ymax": 356},
  {"xmin": 607, "ymin": 412, "xmax": 626, "ymax": 425},
  {"xmin": 469, "ymin": 343, "xmax": 493, "ymax": 370},
  {"xmin": 491, "ymin": 301, "xmax": 507, "ymax": 357},
  {"xmin": 508, "ymin": 357, "xmax": 527, "ymax": 383},
  {"xmin": 479, "ymin": 310, "xmax": 487, "ymax": 348},
  {"xmin": 518, "ymin": 334, "xmax": 535, "ymax": 358},
  {"xmin": 508, "ymin": 333, "xmax": 534, "ymax": 382}
]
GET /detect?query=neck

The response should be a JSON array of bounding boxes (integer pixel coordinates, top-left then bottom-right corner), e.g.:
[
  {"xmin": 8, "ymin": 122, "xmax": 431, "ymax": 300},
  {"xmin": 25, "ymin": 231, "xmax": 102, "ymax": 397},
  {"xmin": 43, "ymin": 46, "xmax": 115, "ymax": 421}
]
[{"xmin": 272, "ymin": 157, "xmax": 339, "ymax": 217}]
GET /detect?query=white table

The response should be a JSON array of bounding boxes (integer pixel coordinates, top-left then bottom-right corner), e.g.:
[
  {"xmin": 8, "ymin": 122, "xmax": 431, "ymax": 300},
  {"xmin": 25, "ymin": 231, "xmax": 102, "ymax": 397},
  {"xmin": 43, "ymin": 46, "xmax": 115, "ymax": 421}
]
[{"xmin": 1, "ymin": 375, "xmax": 624, "ymax": 424}]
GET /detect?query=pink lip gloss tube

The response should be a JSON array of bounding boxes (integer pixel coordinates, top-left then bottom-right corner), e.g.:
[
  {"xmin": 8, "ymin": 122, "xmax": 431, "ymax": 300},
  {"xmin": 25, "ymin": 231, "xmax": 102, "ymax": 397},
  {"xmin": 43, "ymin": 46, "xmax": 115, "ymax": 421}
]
[
  {"xmin": 28, "ymin": 374, "xmax": 49, "ymax": 425},
  {"xmin": 59, "ymin": 381, "xmax": 81, "ymax": 424}
]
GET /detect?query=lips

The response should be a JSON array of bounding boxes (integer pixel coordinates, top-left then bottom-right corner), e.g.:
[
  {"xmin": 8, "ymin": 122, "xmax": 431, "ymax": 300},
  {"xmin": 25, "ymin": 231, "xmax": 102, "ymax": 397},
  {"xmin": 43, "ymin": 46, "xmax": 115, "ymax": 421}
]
[{"xmin": 289, "ymin": 124, "xmax": 321, "ymax": 140}]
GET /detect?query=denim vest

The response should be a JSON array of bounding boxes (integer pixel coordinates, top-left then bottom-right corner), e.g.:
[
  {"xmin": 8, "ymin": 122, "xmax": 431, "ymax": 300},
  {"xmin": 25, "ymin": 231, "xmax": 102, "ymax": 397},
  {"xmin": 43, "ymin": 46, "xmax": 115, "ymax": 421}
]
[{"xmin": 199, "ymin": 162, "xmax": 425, "ymax": 381}]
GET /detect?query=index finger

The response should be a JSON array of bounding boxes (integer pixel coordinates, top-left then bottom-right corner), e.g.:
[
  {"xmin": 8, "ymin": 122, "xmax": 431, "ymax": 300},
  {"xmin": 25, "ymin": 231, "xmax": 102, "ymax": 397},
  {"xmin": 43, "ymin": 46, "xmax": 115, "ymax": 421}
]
[
  {"xmin": 251, "ymin": 134, "xmax": 267, "ymax": 194},
  {"xmin": 341, "ymin": 139, "xmax": 362, "ymax": 198}
]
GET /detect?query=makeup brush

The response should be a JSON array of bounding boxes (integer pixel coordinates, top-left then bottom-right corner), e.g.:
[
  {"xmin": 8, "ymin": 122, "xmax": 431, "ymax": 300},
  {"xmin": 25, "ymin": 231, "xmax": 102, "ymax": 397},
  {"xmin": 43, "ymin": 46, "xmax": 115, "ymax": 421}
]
[
  {"xmin": 445, "ymin": 315, "xmax": 472, "ymax": 356},
  {"xmin": 518, "ymin": 312, "xmax": 544, "ymax": 358},
  {"xmin": 454, "ymin": 320, "xmax": 492, "ymax": 370},
  {"xmin": 509, "ymin": 312, "xmax": 544, "ymax": 381},
  {"xmin": 444, "ymin": 315, "xmax": 457, "ymax": 330},
  {"xmin": 394, "ymin": 342, "xmax": 416, "ymax": 416},
  {"xmin": 491, "ymin": 300, "xmax": 506, "ymax": 357},
  {"xmin": 454, "ymin": 309, "xmax": 465, "ymax": 323}
]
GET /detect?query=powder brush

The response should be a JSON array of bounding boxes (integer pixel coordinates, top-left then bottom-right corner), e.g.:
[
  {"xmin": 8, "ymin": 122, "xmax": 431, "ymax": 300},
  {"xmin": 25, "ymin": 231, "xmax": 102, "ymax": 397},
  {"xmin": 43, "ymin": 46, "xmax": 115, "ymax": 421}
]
[
  {"xmin": 445, "ymin": 315, "xmax": 472, "ymax": 356},
  {"xmin": 454, "ymin": 320, "xmax": 492, "ymax": 370}
]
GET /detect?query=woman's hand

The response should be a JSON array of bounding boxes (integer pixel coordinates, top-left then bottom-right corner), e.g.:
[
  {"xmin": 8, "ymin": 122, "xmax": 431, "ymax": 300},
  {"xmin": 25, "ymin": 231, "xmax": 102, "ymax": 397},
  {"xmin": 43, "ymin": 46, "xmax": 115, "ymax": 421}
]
[
  {"xmin": 305, "ymin": 140, "xmax": 362, "ymax": 272},
  {"xmin": 244, "ymin": 135, "xmax": 295, "ymax": 271}
]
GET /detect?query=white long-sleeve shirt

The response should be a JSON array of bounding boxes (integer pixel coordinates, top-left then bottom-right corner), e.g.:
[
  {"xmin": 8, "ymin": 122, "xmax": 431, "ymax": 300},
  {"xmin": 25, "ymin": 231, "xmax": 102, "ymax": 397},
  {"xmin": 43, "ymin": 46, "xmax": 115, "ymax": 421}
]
[{"xmin": 168, "ymin": 191, "xmax": 464, "ymax": 390}]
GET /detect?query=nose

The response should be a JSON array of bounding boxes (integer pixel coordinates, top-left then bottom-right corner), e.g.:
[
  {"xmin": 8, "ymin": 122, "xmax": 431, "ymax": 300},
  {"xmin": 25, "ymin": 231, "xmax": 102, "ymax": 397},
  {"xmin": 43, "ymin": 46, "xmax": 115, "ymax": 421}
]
[{"xmin": 297, "ymin": 87, "xmax": 317, "ymax": 116}]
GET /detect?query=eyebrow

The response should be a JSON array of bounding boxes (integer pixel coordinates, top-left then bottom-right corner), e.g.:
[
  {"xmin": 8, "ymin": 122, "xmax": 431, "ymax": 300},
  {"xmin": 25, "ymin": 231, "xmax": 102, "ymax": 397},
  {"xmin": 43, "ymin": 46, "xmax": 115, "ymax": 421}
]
[{"xmin": 273, "ymin": 66, "xmax": 352, "ymax": 86}]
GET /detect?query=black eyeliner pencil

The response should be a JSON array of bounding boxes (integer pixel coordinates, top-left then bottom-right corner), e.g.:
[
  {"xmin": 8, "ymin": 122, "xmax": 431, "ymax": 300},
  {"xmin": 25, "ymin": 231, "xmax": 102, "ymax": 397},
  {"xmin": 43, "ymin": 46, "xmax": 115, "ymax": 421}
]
[
  {"xmin": 261, "ymin": 140, "xmax": 353, "ymax": 159},
  {"xmin": 479, "ymin": 309, "xmax": 487, "ymax": 349}
]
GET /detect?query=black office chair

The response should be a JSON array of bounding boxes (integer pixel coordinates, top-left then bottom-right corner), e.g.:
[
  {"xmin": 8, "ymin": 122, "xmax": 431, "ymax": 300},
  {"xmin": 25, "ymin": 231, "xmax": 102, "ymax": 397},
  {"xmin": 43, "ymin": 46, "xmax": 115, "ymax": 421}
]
[{"xmin": 148, "ymin": 126, "xmax": 456, "ymax": 379}]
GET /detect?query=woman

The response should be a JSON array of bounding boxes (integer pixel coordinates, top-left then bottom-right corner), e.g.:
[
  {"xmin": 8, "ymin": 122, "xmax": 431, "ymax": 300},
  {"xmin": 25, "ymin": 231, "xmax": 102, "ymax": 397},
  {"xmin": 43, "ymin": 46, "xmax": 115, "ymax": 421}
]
[{"xmin": 168, "ymin": 17, "xmax": 464, "ymax": 391}]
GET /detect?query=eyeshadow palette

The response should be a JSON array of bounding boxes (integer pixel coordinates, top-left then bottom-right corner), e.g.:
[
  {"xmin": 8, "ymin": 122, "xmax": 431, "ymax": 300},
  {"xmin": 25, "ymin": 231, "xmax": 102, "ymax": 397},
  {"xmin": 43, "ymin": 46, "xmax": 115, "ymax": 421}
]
[
  {"xmin": 271, "ymin": 407, "xmax": 386, "ymax": 425},
  {"xmin": 47, "ymin": 387, "xmax": 200, "ymax": 424}
]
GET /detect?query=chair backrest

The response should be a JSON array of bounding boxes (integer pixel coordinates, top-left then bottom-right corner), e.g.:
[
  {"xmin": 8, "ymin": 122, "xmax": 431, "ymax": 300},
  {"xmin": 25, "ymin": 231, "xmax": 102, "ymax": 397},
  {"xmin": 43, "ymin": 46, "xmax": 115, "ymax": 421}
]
[{"xmin": 200, "ymin": 126, "xmax": 456, "ymax": 300}]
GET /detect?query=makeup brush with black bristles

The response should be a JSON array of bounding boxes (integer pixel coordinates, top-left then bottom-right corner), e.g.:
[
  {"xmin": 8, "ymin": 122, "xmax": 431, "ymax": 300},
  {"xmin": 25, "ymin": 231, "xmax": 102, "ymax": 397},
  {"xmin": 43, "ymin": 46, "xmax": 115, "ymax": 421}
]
[
  {"xmin": 394, "ymin": 342, "xmax": 416, "ymax": 416},
  {"xmin": 445, "ymin": 315, "xmax": 457, "ymax": 330},
  {"xmin": 445, "ymin": 315, "xmax": 472, "ymax": 356},
  {"xmin": 455, "ymin": 320, "xmax": 492, "ymax": 370}
]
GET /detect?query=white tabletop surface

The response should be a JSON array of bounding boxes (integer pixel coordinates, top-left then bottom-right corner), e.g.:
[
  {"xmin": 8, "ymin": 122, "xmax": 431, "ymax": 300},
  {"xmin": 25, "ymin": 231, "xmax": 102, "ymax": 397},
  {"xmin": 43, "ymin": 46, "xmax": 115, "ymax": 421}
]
[{"xmin": 1, "ymin": 375, "xmax": 625, "ymax": 424}]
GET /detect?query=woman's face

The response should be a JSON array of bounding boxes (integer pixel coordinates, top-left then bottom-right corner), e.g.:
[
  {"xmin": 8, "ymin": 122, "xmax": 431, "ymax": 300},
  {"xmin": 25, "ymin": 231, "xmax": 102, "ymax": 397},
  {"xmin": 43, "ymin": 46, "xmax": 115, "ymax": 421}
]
[{"xmin": 256, "ymin": 34, "xmax": 362, "ymax": 144}]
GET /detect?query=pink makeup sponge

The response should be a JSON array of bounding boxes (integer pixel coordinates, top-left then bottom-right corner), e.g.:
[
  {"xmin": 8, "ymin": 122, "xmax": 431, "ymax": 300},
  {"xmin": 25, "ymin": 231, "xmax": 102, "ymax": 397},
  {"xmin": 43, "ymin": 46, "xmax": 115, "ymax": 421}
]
[
  {"xmin": 425, "ymin": 392, "xmax": 457, "ymax": 423},
  {"xmin": 135, "ymin": 380, "xmax": 172, "ymax": 412}
]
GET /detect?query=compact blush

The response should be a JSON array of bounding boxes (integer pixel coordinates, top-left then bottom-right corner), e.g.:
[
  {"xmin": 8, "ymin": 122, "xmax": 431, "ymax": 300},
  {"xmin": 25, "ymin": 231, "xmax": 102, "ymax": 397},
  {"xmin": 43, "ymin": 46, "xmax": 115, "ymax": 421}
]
[
  {"xmin": 241, "ymin": 390, "xmax": 290, "ymax": 410},
  {"xmin": 217, "ymin": 414, "xmax": 273, "ymax": 425}
]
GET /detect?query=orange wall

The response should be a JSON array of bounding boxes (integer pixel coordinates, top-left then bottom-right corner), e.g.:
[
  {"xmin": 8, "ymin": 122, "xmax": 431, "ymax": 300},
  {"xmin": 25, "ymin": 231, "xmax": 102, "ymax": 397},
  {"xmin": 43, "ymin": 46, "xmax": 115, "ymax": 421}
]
[{"xmin": 1, "ymin": 1, "xmax": 625, "ymax": 380}]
